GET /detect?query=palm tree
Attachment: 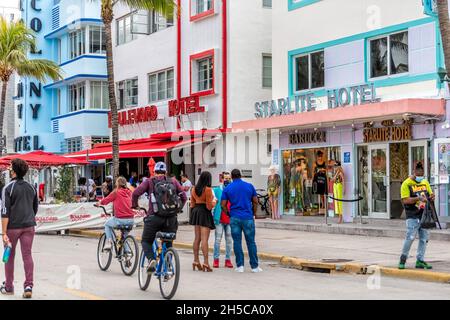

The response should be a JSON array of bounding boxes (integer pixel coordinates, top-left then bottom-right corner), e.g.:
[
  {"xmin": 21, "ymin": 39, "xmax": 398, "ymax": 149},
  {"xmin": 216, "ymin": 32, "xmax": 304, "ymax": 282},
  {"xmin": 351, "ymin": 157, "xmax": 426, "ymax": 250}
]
[
  {"xmin": 100, "ymin": 0, "xmax": 175, "ymax": 179},
  {"xmin": 0, "ymin": 17, "xmax": 62, "ymax": 156},
  {"xmin": 437, "ymin": 0, "xmax": 450, "ymax": 87}
]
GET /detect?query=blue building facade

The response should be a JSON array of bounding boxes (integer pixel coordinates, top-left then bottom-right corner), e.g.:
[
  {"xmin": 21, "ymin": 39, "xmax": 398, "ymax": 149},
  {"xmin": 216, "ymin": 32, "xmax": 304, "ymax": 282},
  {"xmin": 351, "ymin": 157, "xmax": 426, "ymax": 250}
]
[{"xmin": 16, "ymin": 0, "xmax": 109, "ymax": 154}]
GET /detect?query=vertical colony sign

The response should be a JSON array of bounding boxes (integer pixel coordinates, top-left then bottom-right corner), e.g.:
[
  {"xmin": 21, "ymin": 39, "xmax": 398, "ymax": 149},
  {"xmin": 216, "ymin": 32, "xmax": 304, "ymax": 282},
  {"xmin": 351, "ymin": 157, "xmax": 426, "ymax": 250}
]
[{"xmin": 15, "ymin": 0, "xmax": 44, "ymax": 152}]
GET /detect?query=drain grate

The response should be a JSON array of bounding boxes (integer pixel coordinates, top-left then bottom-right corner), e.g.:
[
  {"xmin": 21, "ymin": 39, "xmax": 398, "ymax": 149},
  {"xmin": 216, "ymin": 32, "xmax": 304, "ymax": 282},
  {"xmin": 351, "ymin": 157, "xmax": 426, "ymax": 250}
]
[{"xmin": 321, "ymin": 259, "xmax": 354, "ymax": 263}]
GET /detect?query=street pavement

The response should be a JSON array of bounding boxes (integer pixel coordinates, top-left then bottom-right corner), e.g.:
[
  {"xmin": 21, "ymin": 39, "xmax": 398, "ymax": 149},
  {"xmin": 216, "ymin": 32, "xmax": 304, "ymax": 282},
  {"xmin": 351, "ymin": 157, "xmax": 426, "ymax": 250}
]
[
  {"xmin": 1, "ymin": 235, "xmax": 450, "ymax": 300},
  {"xmin": 129, "ymin": 224, "xmax": 450, "ymax": 274}
]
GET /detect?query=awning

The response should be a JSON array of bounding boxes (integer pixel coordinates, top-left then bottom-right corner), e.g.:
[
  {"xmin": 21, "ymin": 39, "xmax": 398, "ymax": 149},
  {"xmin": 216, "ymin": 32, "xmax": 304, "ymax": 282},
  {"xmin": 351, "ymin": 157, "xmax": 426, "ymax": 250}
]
[
  {"xmin": 66, "ymin": 136, "xmax": 200, "ymax": 161},
  {"xmin": 0, "ymin": 151, "xmax": 90, "ymax": 169},
  {"xmin": 232, "ymin": 98, "xmax": 446, "ymax": 131}
]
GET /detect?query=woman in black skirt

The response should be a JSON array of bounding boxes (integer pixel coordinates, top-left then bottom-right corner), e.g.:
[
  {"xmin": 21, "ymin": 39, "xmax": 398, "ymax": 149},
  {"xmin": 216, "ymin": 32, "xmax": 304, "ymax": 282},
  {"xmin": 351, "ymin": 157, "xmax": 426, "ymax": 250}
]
[{"xmin": 190, "ymin": 171, "xmax": 216, "ymax": 272}]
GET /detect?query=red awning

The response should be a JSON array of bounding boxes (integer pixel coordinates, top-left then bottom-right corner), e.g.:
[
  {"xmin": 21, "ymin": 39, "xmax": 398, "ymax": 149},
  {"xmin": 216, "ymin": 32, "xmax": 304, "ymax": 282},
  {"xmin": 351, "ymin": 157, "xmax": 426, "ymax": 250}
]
[
  {"xmin": 0, "ymin": 151, "xmax": 90, "ymax": 169},
  {"xmin": 66, "ymin": 136, "xmax": 200, "ymax": 161}
]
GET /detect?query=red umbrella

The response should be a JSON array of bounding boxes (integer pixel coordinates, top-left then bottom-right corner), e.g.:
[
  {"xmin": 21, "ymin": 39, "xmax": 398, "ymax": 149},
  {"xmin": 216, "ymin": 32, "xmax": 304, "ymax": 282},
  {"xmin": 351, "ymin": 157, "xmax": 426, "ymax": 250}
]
[{"xmin": 0, "ymin": 151, "xmax": 90, "ymax": 170}]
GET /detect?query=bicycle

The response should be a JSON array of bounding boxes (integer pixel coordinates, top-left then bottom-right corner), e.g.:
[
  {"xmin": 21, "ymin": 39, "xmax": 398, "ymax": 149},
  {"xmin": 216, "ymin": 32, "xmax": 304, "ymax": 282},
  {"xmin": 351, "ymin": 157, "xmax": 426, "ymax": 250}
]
[
  {"xmin": 95, "ymin": 205, "xmax": 139, "ymax": 276},
  {"xmin": 256, "ymin": 189, "xmax": 272, "ymax": 216},
  {"xmin": 136, "ymin": 208, "xmax": 180, "ymax": 300}
]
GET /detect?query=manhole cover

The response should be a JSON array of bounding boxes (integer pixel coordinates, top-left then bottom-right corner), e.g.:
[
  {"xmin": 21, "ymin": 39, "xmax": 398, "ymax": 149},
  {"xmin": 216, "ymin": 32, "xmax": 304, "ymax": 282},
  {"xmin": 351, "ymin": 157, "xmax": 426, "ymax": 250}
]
[{"xmin": 321, "ymin": 259, "xmax": 354, "ymax": 263}]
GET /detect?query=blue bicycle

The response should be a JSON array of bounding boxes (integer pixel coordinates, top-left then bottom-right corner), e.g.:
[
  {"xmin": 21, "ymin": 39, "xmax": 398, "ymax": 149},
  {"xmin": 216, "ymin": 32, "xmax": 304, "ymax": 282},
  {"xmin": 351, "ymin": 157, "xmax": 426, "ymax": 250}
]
[{"xmin": 137, "ymin": 208, "xmax": 180, "ymax": 300}]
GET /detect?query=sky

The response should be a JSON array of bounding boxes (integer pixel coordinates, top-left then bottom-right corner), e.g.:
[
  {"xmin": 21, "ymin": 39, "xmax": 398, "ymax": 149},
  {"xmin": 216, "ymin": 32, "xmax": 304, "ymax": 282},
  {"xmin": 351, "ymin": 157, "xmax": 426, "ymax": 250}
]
[{"xmin": 0, "ymin": 0, "xmax": 19, "ymax": 9}]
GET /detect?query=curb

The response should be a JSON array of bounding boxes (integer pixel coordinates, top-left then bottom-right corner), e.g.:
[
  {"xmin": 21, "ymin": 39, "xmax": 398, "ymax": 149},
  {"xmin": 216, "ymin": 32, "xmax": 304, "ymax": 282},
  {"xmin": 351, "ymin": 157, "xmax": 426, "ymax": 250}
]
[{"xmin": 68, "ymin": 229, "xmax": 450, "ymax": 284}]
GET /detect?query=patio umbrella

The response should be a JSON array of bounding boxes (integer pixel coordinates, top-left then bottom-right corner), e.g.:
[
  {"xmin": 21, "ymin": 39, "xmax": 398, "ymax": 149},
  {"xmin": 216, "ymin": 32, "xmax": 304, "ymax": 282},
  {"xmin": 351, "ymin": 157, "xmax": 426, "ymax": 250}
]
[{"xmin": 0, "ymin": 151, "xmax": 90, "ymax": 169}]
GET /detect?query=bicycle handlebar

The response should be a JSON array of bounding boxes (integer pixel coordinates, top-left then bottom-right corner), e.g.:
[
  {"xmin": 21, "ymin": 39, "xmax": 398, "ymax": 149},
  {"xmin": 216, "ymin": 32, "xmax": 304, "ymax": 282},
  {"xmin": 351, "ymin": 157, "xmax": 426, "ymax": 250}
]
[{"xmin": 93, "ymin": 204, "xmax": 111, "ymax": 216}]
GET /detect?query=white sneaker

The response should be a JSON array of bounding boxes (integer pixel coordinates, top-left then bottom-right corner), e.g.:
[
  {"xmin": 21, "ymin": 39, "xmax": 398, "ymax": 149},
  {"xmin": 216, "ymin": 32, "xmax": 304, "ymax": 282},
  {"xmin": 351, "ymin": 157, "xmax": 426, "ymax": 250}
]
[
  {"xmin": 251, "ymin": 267, "xmax": 263, "ymax": 273},
  {"xmin": 235, "ymin": 266, "xmax": 244, "ymax": 273},
  {"xmin": 103, "ymin": 239, "xmax": 112, "ymax": 251}
]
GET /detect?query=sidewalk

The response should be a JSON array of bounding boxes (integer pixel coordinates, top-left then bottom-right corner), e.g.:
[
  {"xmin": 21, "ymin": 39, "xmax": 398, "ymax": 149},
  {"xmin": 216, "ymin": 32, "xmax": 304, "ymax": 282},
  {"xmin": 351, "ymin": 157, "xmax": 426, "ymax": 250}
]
[{"xmin": 70, "ymin": 222, "xmax": 450, "ymax": 283}]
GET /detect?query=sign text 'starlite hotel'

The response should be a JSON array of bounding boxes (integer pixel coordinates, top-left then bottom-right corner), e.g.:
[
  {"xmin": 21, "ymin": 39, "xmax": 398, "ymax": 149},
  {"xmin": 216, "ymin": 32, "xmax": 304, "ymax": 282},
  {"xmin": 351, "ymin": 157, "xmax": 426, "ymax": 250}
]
[{"xmin": 233, "ymin": 0, "xmax": 450, "ymax": 221}]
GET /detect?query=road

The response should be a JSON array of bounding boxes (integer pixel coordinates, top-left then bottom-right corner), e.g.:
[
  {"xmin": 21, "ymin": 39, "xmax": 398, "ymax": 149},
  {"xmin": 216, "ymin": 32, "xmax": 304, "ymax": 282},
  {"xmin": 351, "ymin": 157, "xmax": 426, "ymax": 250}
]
[{"xmin": 0, "ymin": 235, "xmax": 450, "ymax": 300}]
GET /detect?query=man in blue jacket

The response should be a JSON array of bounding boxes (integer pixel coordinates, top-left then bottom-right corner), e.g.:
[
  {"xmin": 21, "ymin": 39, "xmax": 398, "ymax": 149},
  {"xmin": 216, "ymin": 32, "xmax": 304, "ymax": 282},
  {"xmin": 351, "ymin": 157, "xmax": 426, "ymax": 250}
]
[
  {"xmin": 221, "ymin": 169, "xmax": 261, "ymax": 273},
  {"xmin": 212, "ymin": 172, "xmax": 233, "ymax": 269}
]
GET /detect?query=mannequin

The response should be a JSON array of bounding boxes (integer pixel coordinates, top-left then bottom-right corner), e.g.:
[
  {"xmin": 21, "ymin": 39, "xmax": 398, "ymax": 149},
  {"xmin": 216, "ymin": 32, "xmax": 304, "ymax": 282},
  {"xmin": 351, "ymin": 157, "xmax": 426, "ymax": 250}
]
[
  {"xmin": 267, "ymin": 165, "xmax": 281, "ymax": 219},
  {"xmin": 332, "ymin": 161, "xmax": 345, "ymax": 224}
]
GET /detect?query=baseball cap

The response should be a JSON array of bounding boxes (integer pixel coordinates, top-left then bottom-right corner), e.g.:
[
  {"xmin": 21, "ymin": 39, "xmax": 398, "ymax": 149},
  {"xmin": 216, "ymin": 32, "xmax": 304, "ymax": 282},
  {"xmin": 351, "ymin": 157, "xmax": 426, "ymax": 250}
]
[{"xmin": 155, "ymin": 162, "xmax": 167, "ymax": 172}]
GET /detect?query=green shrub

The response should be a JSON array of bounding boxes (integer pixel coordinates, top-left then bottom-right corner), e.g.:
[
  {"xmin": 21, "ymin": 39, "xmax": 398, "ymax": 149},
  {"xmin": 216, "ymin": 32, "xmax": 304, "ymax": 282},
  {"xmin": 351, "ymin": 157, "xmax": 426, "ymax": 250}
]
[{"xmin": 55, "ymin": 166, "xmax": 74, "ymax": 203}]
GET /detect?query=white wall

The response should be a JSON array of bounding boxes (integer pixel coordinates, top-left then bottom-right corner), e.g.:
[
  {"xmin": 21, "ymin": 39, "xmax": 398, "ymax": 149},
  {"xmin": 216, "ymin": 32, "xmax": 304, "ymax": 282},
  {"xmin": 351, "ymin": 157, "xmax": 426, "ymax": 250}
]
[
  {"xmin": 272, "ymin": 0, "xmax": 431, "ymax": 99},
  {"xmin": 112, "ymin": 3, "xmax": 178, "ymax": 139},
  {"xmin": 228, "ymin": 0, "xmax": 272, "ymax": 126}
]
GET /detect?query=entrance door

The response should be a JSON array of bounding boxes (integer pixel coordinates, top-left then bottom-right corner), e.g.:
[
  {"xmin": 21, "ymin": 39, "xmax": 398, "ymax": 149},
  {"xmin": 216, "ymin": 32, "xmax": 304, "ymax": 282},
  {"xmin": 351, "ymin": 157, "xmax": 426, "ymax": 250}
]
[
  {"xmin": 369, "ymin": 144, "xmax": 390, "ymax": 219},
  {"xmin": 409, "ymin": 141, "xmax": 428, "ymax": 179}
]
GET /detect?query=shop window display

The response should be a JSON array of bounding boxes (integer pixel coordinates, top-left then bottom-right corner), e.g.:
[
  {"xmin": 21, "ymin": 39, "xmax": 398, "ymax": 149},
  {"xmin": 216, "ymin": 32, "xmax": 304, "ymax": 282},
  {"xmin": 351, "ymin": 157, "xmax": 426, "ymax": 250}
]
[{"xmin": 283, "ymin": 147, "xmax": 341, "ymax": 216}]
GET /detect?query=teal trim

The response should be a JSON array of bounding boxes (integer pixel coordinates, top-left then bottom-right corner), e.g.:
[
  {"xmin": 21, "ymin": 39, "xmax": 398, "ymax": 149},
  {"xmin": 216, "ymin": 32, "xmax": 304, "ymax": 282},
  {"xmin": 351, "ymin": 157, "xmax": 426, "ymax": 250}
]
[
  {"xmin": 288, "ymin": 17, "xmax": 437, "ymax": 96},
  {"xmin": 288, "ymin": 0, "xmax": 321, "ymax": 11}
]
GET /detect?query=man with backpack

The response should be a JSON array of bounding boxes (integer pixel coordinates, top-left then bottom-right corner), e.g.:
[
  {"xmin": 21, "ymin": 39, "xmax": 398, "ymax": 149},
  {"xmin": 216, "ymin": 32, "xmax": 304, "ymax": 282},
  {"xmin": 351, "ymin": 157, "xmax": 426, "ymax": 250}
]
[{"xmin": 132, "ymin": 162, "xmax": 187, "ymax": 273}]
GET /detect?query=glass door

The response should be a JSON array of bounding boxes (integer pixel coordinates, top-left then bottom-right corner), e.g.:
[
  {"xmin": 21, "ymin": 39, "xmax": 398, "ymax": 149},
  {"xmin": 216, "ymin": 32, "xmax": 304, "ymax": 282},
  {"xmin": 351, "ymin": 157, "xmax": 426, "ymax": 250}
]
[
  {"xmin": 409, "ymin": 141, "xmax": 428, "ymax": 179},
  {"xmin": 369, "ymin": 144, "xmax": 390, "ymax": 219}
]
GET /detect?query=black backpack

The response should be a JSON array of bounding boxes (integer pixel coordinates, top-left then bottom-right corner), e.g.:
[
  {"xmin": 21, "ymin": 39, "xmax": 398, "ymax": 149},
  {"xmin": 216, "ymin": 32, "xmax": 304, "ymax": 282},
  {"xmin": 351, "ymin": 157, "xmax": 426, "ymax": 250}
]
[{"xmin": 152, "ymin": 177, "xmax": 182, "ymax": 217}]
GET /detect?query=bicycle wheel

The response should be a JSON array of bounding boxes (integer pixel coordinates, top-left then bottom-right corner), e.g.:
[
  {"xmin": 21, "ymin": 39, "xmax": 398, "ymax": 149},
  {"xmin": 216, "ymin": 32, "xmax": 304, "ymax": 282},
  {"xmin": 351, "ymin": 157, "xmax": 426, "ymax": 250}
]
[
  {"xmin": 159, "ymin": 247, "xmax": 180, "ymax": 300},
  {"xmin": 97, "ymin": 234, "xmax": 112, "ymax": 271},
  {"xmin": 120, "ymin": 235, "xmax": 139, "ymax": 276},
  {"xmin": 138, "ymin": 250, "xmax": 152, "ymax": 291}
]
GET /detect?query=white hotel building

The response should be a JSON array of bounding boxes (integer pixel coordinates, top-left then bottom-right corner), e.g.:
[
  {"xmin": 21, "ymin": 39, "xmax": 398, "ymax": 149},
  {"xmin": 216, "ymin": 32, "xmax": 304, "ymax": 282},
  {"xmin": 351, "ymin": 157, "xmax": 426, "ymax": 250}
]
[{"xmin": 70, "ymin": 0, "xmax": 273, "ymax": 187}]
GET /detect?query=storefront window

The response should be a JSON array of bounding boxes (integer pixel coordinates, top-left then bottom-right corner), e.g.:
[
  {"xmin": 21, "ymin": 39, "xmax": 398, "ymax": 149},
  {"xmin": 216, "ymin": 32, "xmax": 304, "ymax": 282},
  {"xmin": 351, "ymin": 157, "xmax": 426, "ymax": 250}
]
[{"xmin": 282, "ymin": 147, "xmax": 341, "ymax": 216}]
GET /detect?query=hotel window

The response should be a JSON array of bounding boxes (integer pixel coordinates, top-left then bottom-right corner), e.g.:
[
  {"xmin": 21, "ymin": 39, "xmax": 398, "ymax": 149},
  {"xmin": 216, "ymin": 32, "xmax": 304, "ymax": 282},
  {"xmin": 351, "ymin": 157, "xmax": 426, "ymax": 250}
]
[
  {"xmin": 91, "ymin": 136, "xmax": 109, "ymax": 148},
  {"xmin": 119, "ymin": 78, "xmax": 138, "ymax": 107},
  {"xmin": 370, "ymin": 31, "xmax": 409, "ymax": 79},
  {"xmin": 262, "ymin": 54, "xmax": 272, "ymax": 88},
  {"xmin": 90, "ymin": 81, "xmax": 109, "ymax": 109},
  {"xmin": 197, "ymin": 57, "xmax": 213, "ymax": 92},
  {"xmin": 117, "ymin": 14, "xmax": 137, "ymax": 45},
  {"xmin": 295, "ymin": 50, "xmax": 324, "ymax": 92},
  {"xmin": 69, "ymin": 28, "xmax": 86, "ymax": 59},
  {"xmin": 263, "ymin": 0, "xmax": 272, "ymax": 8},
  {"xmin": 56, "ymin": 89, "xmax": 61, "ymax": 115},
  {"xmin": 195, "ymin": 0, "xmax": 213, "ymax": 15},
  {"xmin": 66, "ymin": 137, "xmax": 83, "ymax": 153},
  {"xmin": 69, "ymin": 82, "xmax": 86, "ymax": 112},
  {"xmin": 149, "ymin": 69, "xmax": 174, "ymax": 102},
  {"xmin": 89, "ymin": 26, "xmax": 106, "ymax": 54}
]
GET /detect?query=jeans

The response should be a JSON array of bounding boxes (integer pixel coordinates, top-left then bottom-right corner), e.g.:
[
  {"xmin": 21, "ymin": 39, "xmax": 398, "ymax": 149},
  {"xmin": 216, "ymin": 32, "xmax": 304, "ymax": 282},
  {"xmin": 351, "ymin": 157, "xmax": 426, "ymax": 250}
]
[
  {"xmin": 141, "ymin": 215, "xmax": 178, "ymax": 261},
  {"xmin": 5, "ymin": 227, "xmax": 35, "ymax": 291},
  {"xmin": 230, "ymin": 217, "xmax": 259, "ymax": 269},
  {"xmin": 104, "ymin": 218, "xmax": 134, "ymax": 241},
  {"xmin": 214, "ymin": 223, "xmax": 232, "ymax": 260},
  {"xmin": 400, "ymin": 218, "xmax": 429, "ymax": 262}
]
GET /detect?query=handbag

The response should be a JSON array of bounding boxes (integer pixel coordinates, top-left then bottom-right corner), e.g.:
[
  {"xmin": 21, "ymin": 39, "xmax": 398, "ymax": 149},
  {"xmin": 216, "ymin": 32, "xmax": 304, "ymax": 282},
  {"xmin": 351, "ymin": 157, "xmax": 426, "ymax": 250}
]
[{"xmin": 420, "ymin": 202, "xmax": 437, "ymax": 229}]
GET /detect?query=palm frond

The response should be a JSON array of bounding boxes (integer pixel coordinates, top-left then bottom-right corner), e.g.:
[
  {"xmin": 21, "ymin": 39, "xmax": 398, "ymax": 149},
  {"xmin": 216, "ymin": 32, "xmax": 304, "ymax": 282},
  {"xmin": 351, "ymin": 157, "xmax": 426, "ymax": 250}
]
[
  {"xmin": 0, "ymin": 16, "xmax": 62, "ymax": 83},
  {"xmin": 15, "ymin": 59, "xmax": 63, "ymax": 82},
  {"xmin": 118, "ymin": 0, "xmax": 176, "ymax": 18}
]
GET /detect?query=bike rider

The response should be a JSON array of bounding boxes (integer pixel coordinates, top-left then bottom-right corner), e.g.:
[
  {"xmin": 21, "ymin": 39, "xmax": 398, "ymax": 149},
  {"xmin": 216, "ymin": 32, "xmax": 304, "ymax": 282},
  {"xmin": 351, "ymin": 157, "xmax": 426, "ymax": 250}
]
[
  {"xmin": 132, "ymin": 162, "xmax": 187, "ymax": 273},
  {"xmin": 95, "ymin": 176, "xmax": 135, "ymax": 251}
]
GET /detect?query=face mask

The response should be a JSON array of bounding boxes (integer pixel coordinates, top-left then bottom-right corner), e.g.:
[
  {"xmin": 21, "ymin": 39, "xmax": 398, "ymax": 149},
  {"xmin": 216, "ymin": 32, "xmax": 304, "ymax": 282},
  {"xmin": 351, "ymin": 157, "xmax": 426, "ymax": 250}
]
[
  {"xmin": 224, "ymin": 180, "xmax": 231, "ymax": 187},
  {"xmin": 415, "ymin": 176, "xmax": 425, "ymax": 183}
]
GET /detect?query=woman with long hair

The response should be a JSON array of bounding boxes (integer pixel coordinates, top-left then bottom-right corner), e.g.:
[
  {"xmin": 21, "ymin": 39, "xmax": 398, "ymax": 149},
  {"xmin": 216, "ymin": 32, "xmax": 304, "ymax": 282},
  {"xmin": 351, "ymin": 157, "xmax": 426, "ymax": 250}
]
[{"xmin": 189, "ymin": 171, "xmax": 217, "ymax": 272}]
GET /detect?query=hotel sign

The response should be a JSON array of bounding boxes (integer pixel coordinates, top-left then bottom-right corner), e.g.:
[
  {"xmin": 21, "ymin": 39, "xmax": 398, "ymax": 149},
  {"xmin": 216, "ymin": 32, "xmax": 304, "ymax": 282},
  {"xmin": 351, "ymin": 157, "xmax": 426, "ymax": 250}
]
[
  {"xmin": 109, "ymin": 106, "xmax": 158, "ymax": 128},
  {"xmin": 168, "ymin": 95, "xmax": 205, "ymax": 117},
  {"xmin": 289, "ymin": 131, "xmax": 327, "ymax": 144},
  {"xmin": 363, "ymin": 125, "xmax": 412, "ymax": 143},
  {"xmin": 254, "ymin": 84, "xmax": 379, "ymax": 119}
]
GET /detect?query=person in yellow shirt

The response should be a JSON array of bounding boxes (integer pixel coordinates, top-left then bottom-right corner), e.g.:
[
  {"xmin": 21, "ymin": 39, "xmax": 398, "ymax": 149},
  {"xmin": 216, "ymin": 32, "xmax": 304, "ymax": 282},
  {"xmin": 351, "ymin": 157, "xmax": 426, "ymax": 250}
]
[{"xmin": 398, "ymin": 162, "xmax": 435, "ymax": 270}]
